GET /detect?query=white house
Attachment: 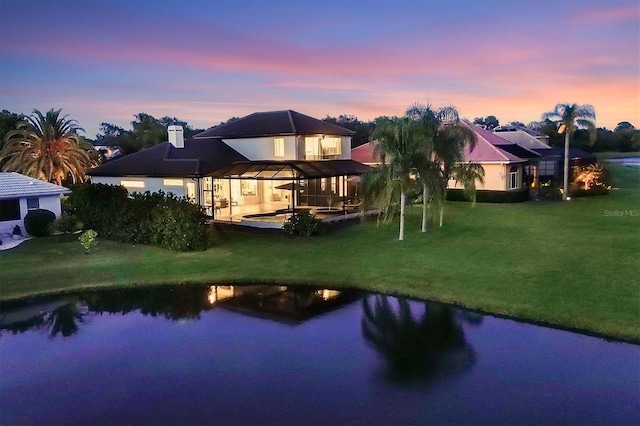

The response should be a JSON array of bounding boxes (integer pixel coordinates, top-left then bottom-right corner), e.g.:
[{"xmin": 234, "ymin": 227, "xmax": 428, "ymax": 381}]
[
  {"xmin": 89, "ymin": 111, "xmax": 369, "ymax": 221},
  {"xmin": 0, "ymin": 172, "xmax": 70, "ymax": 235}
]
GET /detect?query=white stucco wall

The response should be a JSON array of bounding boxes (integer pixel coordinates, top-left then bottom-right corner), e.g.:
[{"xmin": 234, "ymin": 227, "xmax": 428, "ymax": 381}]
[
  {"xmin": 221, "ymin": 135, "xmax": 352, "ymax": 161},
  {"xmin": 0, "ymin": 195, "xmax": 64, "ymax": 235},
  {"xmin": 447, "ymin": 163, "xmax": 524, "ymax": 191},
  {"xmin": 91, "ymin": 176, "xmax": 196, "ymax": 200},
  {"xmin": 222, "ymin": 136, "xmax": 298, "ymax": 160}
]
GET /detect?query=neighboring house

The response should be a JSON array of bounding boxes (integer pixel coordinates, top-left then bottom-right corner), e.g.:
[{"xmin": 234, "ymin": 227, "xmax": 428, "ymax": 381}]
[
  {"xmin": 493, "ymin": 124, "xmax": 597, "ymax": 187},
  {"xmin": 89, "ymin": 111, "xmax": 369, "ymax": 220},
  {"xmin": 448, "ymin": 123, "xmax": 532, "ymax": 200},
  {"xmin": 349, "ymin": 122, "xmax": 535, "ymax": 202},
  {"xmin": 93, "ymin": 137, "xmax": 121, "ymax": 160},
  {"xmin": 351, "ymin": 142, "xmax": 382, "ymax": 166},
  {"xmin": 0, "ymin": 172, "xmax": 70, "ymax": 235}
]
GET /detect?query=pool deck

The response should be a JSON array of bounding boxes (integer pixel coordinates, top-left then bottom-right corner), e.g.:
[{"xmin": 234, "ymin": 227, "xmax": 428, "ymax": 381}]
[{"xmin": 210, "ymin": 208, "xmax": 378, "ymax": 229}]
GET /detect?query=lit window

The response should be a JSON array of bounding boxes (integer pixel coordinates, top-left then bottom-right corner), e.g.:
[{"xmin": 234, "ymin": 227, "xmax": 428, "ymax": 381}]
[
  {"xmin": 508, "ymin": 166, "xmax": 519, "ymax": 190},
  {"xmin": 26, "ymin": 197, "xmax": 39, "ymax": 210},
  {"xmin": 274, "ymin": 138, "xmax": 285, "ymax": 157},
  {"xmin": 163, "ymin": 179, "xmax": 184, "ymax": 187},
  {"xmin": 121, "ymin": 180, "xmax": 145, "ymax": 189},
  {"xmin": 321, "ymin": 137, "xmax": 341, "ymax": 158}
]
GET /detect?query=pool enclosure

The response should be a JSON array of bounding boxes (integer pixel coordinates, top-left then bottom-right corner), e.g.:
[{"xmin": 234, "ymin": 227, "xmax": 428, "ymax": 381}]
[{"xmin": 205, "ymin": 159, "xmax": 369, "ymax": 223}]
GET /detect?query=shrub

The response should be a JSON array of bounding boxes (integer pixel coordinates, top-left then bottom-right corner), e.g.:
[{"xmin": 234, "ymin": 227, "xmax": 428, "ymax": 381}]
[
  {"xmin": 143, "ymin": 192, "xmax": 208, "ymax": 251},
  {"xmin": 65, "ymin": 184, "xmax": 208, "ymax": 251},
  {"xmin": 283, "ymin": 211, "xmax": 323, "ymax": 236},
  {"xmin": 447, "ymin": 189, "xmax": 529, "ymax": 203},
  {"xmin": 53, "ymin": 212, "xmax": 83, "ymax": 234},
  {"xmin": 79, "ymin": 229, "xmax": 98, "ymax": 253},
  {"xmin": 24, "ymin": 209, "xmax": 56, "ymax": 237}
]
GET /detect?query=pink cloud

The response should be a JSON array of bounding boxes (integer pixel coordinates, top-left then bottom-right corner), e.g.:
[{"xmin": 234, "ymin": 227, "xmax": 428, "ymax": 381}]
[{"xmin": 571, "ymin": 2, "xmax": 639, "ymax": 24}]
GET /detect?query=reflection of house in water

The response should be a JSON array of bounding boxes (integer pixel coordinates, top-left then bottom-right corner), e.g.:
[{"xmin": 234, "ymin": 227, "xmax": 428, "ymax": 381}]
[{"xmin": 207, "ymin": 285, "xmax": 358, "ymax": 325}]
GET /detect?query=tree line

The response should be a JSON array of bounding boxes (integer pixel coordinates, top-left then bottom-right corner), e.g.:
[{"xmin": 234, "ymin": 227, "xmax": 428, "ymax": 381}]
[{"xmin": 0, "ymin": 105, "xmax": 636, "ymax": 189}]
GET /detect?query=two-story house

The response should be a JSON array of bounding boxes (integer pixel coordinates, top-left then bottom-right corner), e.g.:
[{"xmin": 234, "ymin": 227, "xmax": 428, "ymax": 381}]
[{"xmin": 89, "ymin": 110, "xmax": 369, "ymax": 222}]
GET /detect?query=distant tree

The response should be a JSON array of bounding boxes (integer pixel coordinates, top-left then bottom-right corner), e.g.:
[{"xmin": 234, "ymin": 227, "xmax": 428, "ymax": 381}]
[
  {"xmin": 592, "ymin": 127, "xmax": 618, "ymax": 152},
  {"xmin": 323, "ymin": 114, "xmax": 374, "ymax": 147},
  {"xmin": 158, "ymin": 116, "xmax": 204, "ymax": 138},
  {"xmin": 509, "ymin": 121, "xmax": 525, "ymax": 127},
  {"xmin": 218, "ymin": 116, "xmax": 241, "ymax": 126},
  {"xmin": 614, "ymin": 121, "xmax": 640, "ymax": 152},
  {"xmin": 539, "ymin": 118, "xmax": 564, "ymax": 147},
  {"xmin": 614, "ymin": 121, "xmax": 635, "ymax": 132},
  {"xmin": 542, "ymin": 103, "xmax": 596, "ymax": 200},
  {"xmin": 0, "ymin": 110, "xmax": 25, "ymax": 153},
  {"xmin": 0, "ymin": 109, "xmax": 99, "ymax": 185},
  {"xmin": 472, "ymin": 115, "xmax": 499, "ymax": 129},
  {"xmin": 96, "ymin": 122, "xmax": 127, "ymax": 140},
  {"xmin": 527, "ymin": 121, "xmax": 543, "ymax": 131}
]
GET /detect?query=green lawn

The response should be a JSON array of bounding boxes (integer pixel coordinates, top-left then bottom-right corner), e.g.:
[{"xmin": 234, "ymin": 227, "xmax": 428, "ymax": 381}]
[{"xmin": 1, "ymin": 162, "xmax": 639, "ymax": 342}]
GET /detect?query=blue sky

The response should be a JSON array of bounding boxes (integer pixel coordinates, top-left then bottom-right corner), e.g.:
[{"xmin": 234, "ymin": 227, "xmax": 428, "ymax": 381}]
[{"xmin": 0, "ymin": 0, "xmax": 638, "ymax": 137}]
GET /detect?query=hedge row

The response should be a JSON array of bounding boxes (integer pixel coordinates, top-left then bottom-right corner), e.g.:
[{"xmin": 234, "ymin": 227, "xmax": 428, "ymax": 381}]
[
  {"xmin": 446, "ymin": 188, "xmax": 530, "ymax": 203},
  {"xmin": 65, "ymin": 183, "xmax": 208, "ymax": 251}
]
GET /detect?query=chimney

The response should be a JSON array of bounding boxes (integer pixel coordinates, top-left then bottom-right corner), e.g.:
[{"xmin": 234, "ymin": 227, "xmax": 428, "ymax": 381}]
[{"xmin": 168, "ymin": 125, "xmax": 184, "ymax": 148}]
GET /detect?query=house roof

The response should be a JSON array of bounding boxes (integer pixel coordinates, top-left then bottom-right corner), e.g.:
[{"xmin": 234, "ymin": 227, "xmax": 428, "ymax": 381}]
[
  {"xmin": 532, "ymin": 147, "xmax": 597, "ymax": 162},
  {"xmin": 88, "ymin": 139, "xmax": 249, "ymax": 178},
  {"xmin": 350, "ymin": 142, "xmax": 382, "ymax": 165},
  {"xmin": 492, "ymin": 126, "xmax": 551, "ymax": 149},
  {"xmin": 464, "ymin": 124, "xmax": 526, "ymax": 163},
  {"xmin": 209, "ymin": 159, "xmax": 370, "ymax": 180},
  {"xmin": 0, "ymin": 172, "xmax": 70, "ymax": 200},
  {"xmin": 195, "ymin": 110, "xmax": 355, "ymax": 139}
]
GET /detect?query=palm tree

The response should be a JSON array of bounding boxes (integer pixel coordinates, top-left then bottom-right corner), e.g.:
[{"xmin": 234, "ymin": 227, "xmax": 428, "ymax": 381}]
[
  {"xmin": 409, "ymin": 105, "xmax": 477, "ymax": 228},
  {"xmin": 0, "ymin": 108, "xmax": 99, "ymax": 185},
  {"xmin": 366, "ymin": 117, "xmax": 428, "ymax": 240},
  {"xmin": 453, "ymin": 162, "xmax": 485, "ymax": 207},
  {"xmin": 541, "ymin": 103, "xmax": 596, "ymax": 201}
]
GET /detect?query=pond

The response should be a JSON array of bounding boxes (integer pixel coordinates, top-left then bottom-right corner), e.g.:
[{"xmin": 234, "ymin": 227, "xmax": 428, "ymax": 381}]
[{"xmin": 1, "ymin": 284, "xmax": 638, "ymax": 425}]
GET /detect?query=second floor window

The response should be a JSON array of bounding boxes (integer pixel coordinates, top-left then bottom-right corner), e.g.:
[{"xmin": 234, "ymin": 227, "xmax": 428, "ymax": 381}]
[
  {"xmin": 305, "ymin": 136, "xmax": 342, "ymax": 159},
  {"xmin": 274, "ymin": 138, "xmax": 284, "ymax": 157}
]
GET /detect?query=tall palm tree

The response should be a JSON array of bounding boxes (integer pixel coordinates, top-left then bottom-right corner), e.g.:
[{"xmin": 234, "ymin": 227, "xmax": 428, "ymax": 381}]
[
  {"xmin": 410, "ymin": 105, "xmax": 477, "ymax": 228},
  {"xmin": 541, "ymin": 103, "xmax": 596, "ymax": 201},
  {"xmin": 0, "ymin": 109, "xmax": 99, "ymax": 185},
  {"xmin": 366, "ymin": 117, "xmax": 428, "ymax": 240}
]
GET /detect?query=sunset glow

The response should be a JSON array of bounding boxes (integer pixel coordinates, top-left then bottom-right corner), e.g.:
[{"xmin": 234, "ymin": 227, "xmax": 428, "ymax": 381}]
[{"xmin": 0, "ymin": 0, "xmax": 638, "ymax": 136}]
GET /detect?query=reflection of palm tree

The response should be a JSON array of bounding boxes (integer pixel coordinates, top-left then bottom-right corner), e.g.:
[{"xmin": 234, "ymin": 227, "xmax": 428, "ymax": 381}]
[
  {"xmin": 362, "ymin": 295, "xmax": 475, "ymax": 383},
  {"xmin": 44, "ymin": 301, "xmax": 88, "ymax": 337}
]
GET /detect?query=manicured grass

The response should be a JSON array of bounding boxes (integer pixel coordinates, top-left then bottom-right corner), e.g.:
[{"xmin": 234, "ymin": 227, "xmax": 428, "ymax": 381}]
[{"xmin": 1, "ymin": 162, "xmax": 639, "ymax": 342}]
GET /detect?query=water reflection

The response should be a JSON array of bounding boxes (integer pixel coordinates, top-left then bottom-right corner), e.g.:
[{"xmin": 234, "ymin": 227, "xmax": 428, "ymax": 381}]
[
  {"xmin": 0, "ymin": 299, "xmax": 88, "ymax": 338},
  {"xmin": 362, "ymin": 295, "xmax": 476, "ymax": 384},
  {"xmin": 0, "ymin": 285, "xmax": 357, "ymax": 338}
]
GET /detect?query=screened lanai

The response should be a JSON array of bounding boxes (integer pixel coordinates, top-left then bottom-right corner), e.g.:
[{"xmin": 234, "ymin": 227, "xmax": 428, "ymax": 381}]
[{"xmin": 206, "ymin": 159, "xmax": 370, "ymax": 223}]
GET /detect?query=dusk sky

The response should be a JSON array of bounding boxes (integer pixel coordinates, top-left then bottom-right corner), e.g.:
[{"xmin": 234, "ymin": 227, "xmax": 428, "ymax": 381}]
[{"xmin": 0, "ymin": 0, "xmax": 638, "ymax": 138}]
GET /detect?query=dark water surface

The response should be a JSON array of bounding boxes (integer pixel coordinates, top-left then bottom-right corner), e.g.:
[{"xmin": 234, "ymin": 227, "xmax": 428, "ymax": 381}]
[{"xmin": 1, "ymin": 285, "xmax": 638, "ymax": 425}]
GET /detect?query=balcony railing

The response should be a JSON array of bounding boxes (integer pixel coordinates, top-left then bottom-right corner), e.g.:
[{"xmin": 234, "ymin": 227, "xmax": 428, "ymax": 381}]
[{"xmin": 304, "ymin": 154, "xmax": 341, "ymax": 160}]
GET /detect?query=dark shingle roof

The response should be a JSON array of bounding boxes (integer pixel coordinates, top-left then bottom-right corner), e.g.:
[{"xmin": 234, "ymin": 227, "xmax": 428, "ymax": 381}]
[
  {"xmin": 195, "ymin": 110, "xmax": 355, "ymax": 139},
  {"xmin": 494, "ymin": 143, "xmax": 541, "ymax": 159},
  {"xmin": 88, "ymin": 139, "xmax": 248, "ymax": 177}
]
